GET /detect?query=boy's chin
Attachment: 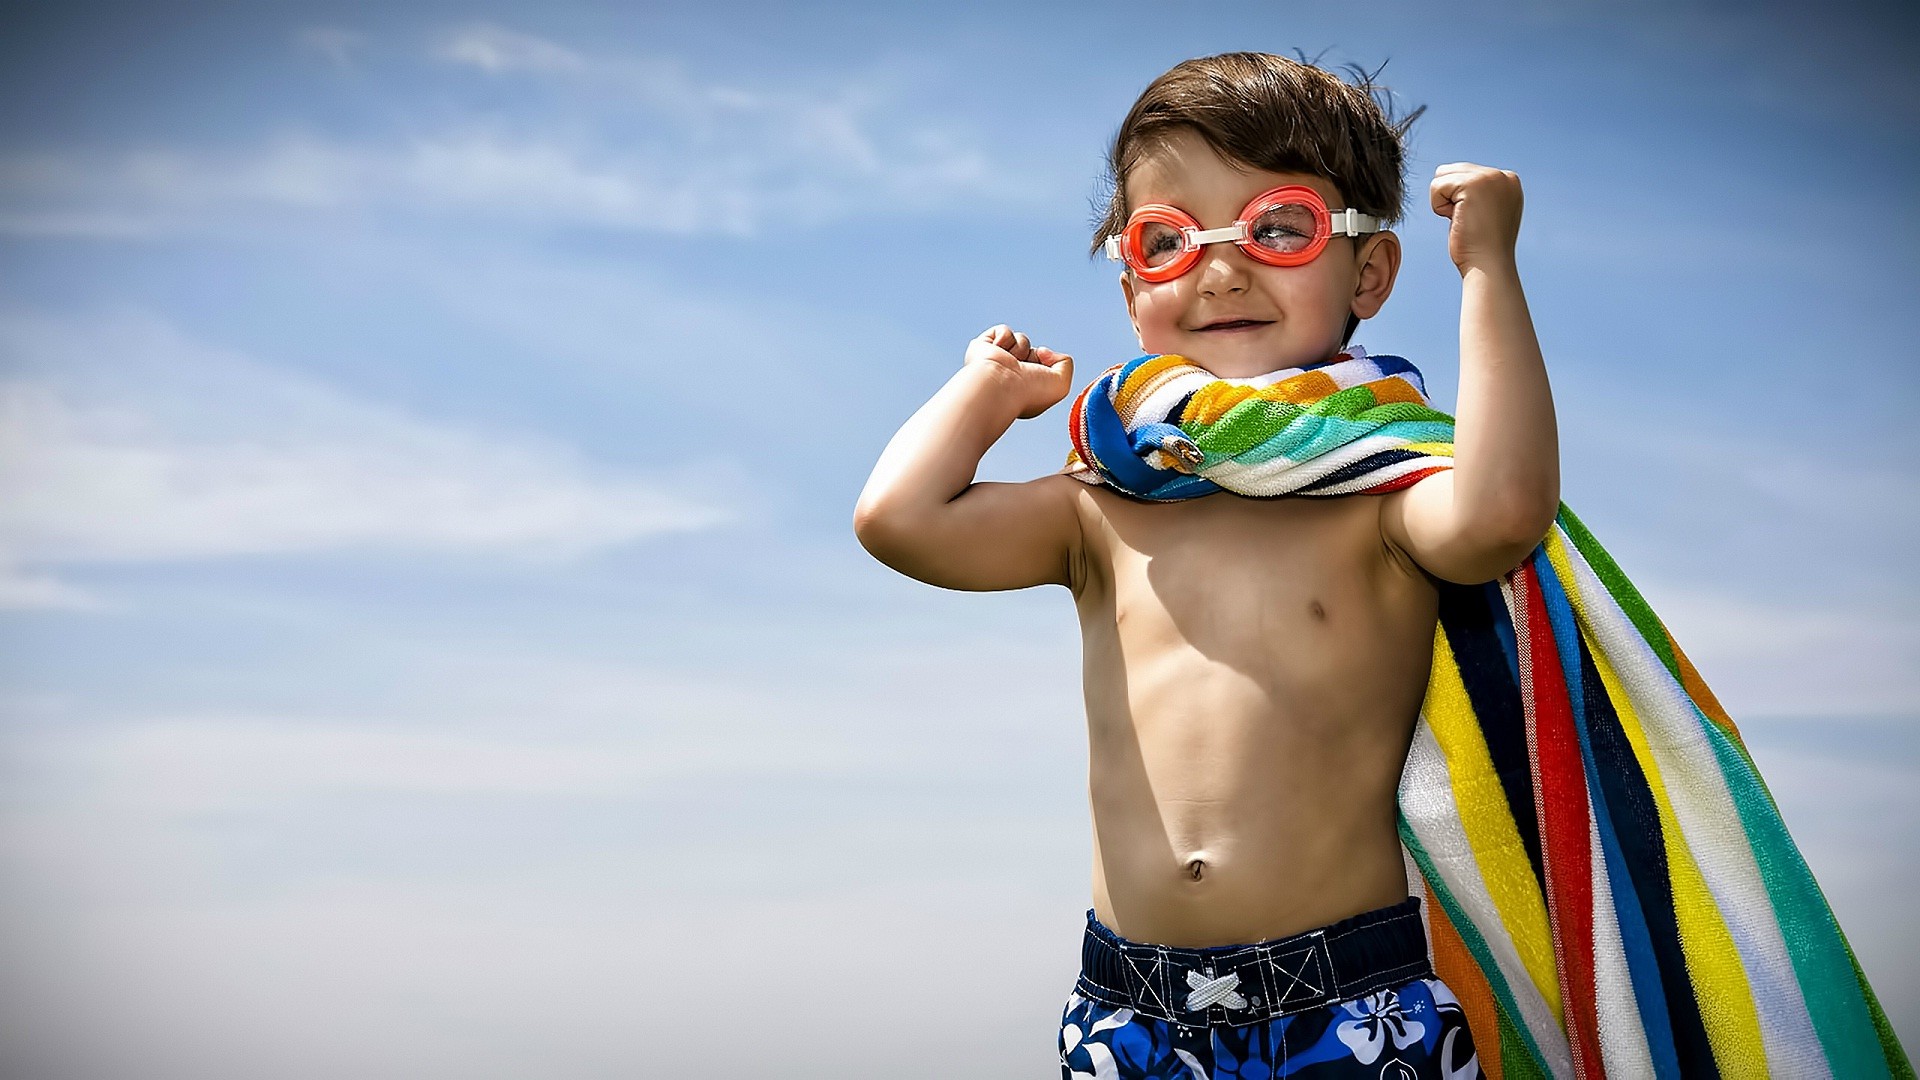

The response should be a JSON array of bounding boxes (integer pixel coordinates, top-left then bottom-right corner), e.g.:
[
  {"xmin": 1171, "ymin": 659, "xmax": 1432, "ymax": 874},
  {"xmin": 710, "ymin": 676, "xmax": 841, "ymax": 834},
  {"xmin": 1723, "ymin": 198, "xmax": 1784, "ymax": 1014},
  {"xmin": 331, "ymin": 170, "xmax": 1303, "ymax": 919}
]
[{"xmin": 1165, "ymin": 336, "xmax": 1343, "ymax": 378}]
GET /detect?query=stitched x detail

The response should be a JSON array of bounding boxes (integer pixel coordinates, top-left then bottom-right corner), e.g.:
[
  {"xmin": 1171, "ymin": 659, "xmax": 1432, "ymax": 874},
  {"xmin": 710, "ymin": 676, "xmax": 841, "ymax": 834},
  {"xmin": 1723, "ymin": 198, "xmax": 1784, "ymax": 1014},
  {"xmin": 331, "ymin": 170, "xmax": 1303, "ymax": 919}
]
[
  {"xmin": 1184, "ymin": 970, "xmax": 1246, "ymax": 1011},
  {"xmin": 1269, "ymin": 945, "xmax": 1324, "ymax": 1004},
  {"xmin": 1123, "ymin": 949, "xmax": 1172, "ymax": 1016}
]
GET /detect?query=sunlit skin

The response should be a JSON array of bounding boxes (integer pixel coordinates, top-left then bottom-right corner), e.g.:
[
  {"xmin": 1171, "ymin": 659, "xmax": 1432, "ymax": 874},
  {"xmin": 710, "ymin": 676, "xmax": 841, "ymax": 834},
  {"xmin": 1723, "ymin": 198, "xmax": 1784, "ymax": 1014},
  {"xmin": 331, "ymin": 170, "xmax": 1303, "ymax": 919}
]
[{"xmin": 854, "ymin": 127, "xmax": 1558, "ymax": 947}]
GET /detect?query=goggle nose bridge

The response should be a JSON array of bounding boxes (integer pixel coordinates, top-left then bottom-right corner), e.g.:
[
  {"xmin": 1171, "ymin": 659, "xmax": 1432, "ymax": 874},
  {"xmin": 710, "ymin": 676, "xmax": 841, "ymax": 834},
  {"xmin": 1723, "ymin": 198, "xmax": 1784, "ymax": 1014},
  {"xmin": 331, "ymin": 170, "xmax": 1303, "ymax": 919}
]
[{"xmin": 1184, "ymin": 222, "xmax": 1250, "ymax": 248}]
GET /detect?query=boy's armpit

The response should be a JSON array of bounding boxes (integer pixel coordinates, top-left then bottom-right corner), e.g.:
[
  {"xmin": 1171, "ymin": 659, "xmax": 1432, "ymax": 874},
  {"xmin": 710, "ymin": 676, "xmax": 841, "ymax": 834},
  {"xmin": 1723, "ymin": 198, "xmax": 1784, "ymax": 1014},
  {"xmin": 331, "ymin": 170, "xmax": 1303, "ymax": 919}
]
[
  {"xmin": 1378, "ymin": 471, "xmax": 1541, "ymax": 586},
  {"xmin": 855, "ymin": 472, "xmax": 1087, "ymax": 593}
]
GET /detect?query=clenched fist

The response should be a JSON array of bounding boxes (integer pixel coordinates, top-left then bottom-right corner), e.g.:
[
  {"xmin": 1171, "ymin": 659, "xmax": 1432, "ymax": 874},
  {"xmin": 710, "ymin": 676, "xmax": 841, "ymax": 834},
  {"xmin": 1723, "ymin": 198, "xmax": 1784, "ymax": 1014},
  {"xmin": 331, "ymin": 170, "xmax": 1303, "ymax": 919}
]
[
  {"xmin": 1430, "ymin": 163, "xmax": 1523, "ymax": 275},
  {"xmin": 965, "ymin": 324, "xmax": 1075, "ymax": 421}
]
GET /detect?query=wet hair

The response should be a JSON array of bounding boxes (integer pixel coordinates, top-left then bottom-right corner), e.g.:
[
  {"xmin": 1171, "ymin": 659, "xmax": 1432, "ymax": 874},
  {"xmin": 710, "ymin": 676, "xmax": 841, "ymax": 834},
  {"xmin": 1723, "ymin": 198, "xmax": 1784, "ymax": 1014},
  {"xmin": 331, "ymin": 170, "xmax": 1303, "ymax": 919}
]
[{"xmin": 1090, "ymin": 51, "xmax": 1423, "ymax": 255}]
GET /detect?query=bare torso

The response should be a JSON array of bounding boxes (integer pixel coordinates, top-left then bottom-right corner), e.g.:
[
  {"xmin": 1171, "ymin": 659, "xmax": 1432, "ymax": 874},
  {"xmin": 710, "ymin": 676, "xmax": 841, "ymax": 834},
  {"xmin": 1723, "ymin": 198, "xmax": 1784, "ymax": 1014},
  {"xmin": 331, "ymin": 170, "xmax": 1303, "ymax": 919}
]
[{"xmin": 1070, "ymin": 485, "xmax": 1441, "ymax": 948}]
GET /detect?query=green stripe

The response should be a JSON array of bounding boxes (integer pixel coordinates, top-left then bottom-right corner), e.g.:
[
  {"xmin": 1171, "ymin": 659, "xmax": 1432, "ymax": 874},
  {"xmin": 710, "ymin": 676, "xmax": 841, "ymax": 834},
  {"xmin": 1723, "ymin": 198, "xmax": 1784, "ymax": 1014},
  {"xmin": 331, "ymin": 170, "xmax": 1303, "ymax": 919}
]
[
  {"xmin": 1499, "ymin": 1004, "xmax": 1550, "ymax": 1080},
  {"xmin": 1846, "ymin": 938, "xmax": 1918, "ymax": 1079},
  {"xmin": 1399, "ymin": 819, "xmax": 1554, "ymax": 1075},
  {"xmin": 1554, "ymin": 503, "xmax": 1677, "ymax": 676},
  {"xmin": 1699, "ymin": 716, "xmax": 1896, "ymax": 1077}
]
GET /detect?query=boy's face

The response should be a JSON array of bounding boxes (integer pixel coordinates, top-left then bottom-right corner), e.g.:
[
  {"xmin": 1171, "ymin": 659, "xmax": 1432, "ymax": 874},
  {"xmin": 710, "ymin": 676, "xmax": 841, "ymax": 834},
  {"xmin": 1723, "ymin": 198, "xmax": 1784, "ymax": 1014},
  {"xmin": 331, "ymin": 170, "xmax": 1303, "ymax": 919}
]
[{"xmin": 1119, "ymin": 128, "xmax": 1400, "ymax": 378}]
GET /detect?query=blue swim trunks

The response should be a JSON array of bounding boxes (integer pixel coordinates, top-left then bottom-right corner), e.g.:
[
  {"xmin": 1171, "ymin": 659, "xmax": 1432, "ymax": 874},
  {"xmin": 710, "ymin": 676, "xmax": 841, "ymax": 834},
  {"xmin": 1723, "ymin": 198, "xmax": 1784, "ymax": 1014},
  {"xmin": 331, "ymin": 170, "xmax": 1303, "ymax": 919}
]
[{"xmin": 1059, "ymin": 897, "xmax": 1481, "ymax": 1079}]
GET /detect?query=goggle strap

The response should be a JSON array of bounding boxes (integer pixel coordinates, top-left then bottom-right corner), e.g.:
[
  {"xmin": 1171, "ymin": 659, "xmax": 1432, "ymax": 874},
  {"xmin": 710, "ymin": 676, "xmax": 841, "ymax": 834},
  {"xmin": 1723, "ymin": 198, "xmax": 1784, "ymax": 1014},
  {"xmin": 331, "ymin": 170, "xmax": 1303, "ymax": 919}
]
[
  {"xmin": 1103, "ymin": 236, "xmax": 1123, "ymax": 261},
  {"xmin": 1329, "ymin": 209, "xmax": 1383, "ymax": 236}
]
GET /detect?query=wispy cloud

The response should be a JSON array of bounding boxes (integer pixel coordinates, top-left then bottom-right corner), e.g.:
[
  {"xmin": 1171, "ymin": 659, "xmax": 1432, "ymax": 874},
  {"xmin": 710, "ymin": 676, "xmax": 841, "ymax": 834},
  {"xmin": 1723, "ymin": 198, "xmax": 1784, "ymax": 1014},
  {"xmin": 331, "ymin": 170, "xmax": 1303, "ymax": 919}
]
[
  {"xmin": 0, "ymin": 312, "xmax": 728, "ymax": 608},
  {"xmin": 430, "ymin": 23, "xmax": 585, "ymax": 75},
  {"xmin": 1547, "ymin": 406, "xmax": 1920, "ymax": 717},
  {"xmin": 0, "ymin": 24, "xmax": 1035, "ymax": 240},
  {"xmin": 295, "ymin": 26, "xmax": 368, "ymax": 73},
  {"xmin": 26, "ymin": 716, "xmax": 885, "ymax": 814},
  {"xmin": 1635, "ymin": 581, "xmax": 1920, "ymax": 717}
]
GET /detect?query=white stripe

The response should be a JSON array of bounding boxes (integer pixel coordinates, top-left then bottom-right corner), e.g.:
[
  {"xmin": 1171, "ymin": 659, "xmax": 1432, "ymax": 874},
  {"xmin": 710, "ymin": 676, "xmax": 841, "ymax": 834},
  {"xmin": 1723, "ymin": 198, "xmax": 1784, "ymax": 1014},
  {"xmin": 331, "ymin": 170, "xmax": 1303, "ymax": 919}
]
[
  {"xmin": 1402, "ymin": 719, "xmax": 1576, "ymax": 1080},
  {"xmin": 1589, "ymin": 790, "xmax": 1656, "ymax": 1076},
  {"xmin": 1303, "ymin": 456, "xmax": 1448, "ymax": 496},
  {"xmin": 1205, "ymin": 432, "xmax": 1436, "ymax": 495}
]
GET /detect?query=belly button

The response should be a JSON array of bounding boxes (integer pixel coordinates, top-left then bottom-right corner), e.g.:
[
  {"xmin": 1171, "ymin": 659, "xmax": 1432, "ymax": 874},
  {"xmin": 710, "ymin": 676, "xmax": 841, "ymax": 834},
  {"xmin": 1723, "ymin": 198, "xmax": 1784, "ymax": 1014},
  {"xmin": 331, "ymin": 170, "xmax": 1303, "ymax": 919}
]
[
  {"xmin": 1187, "ymin": 857, "xmax": 1206, "ymax": 881},
  {"xmin": 1308, "ymin": 600, "xmax": 1326, "ymax": 620}
]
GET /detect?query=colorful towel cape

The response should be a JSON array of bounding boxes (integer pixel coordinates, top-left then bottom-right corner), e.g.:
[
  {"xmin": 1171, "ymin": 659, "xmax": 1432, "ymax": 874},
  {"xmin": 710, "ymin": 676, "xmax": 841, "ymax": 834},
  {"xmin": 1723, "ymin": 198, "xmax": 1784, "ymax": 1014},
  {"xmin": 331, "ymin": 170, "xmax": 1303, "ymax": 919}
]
[{"xmin": 1060, "ymin": 346, "xmax": 1913, "ymax": 1080}]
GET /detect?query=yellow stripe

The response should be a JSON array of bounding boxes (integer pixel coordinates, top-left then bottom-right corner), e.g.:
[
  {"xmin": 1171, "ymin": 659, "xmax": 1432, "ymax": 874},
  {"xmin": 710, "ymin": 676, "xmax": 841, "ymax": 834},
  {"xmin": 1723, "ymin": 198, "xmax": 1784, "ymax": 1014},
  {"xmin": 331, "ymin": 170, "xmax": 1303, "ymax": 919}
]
[
  {"xmin": 1185, "ymin": 369, "xmax": 1344, "ymax": 425},
  {"xmin": 1399, "ymin": 442, "xmax": 1456, "ymax": 457},
  {"xmin": 1185, "ymin": 381, "xmax": 1263, "ymax": 425},
  {"xmin": 1543, "ymin": 533, "xmax": 1769, "ymax": 1072},
  {"xmin": 1424, "ymin": 630, "xmax": 1564, "ymax": 1025}
]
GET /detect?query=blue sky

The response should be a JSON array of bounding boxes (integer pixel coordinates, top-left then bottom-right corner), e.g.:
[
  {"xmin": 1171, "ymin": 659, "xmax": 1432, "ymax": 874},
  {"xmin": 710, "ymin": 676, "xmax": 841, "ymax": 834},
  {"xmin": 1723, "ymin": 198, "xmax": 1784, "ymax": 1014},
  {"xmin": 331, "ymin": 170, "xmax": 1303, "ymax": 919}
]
[{"xmin": 0, "ymin": 1, "xmax": 1915, "ymax": 1075}]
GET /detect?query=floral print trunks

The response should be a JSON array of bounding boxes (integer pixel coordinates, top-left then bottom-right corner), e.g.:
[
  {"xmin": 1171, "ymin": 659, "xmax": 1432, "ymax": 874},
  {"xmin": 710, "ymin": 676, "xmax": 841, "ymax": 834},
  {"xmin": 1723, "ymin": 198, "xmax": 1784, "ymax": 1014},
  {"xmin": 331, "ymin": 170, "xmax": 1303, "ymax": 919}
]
[{"xmin": 1060, "ymin": 897, "xmax": 1481, "ymax": 1079}]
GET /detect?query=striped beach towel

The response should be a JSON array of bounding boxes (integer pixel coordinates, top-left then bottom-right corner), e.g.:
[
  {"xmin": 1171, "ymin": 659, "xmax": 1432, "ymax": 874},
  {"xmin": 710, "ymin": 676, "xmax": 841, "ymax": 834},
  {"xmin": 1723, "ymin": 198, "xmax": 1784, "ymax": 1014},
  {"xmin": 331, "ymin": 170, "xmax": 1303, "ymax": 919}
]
[{"xmin": 1060, "ymin": 346, "xmax": 1913, "ymax": 1079}]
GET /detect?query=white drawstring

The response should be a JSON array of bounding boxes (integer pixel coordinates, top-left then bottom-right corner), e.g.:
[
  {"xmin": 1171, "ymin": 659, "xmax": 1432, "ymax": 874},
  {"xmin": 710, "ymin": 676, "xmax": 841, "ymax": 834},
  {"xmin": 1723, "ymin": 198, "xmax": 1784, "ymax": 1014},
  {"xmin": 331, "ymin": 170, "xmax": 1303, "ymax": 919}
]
[{"xmin": 1183, "ymin": 969, "xmax": 1247, "ymax": 1011}]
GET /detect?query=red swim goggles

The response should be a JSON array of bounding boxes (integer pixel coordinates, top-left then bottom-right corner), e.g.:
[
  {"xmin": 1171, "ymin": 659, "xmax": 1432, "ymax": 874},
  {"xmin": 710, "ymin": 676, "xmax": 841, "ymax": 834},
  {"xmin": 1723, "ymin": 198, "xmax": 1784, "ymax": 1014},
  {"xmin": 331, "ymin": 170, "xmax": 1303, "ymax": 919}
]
[{"xmin": 1103, "ymin": 185, "xmax": 1383, "ymax": 283}]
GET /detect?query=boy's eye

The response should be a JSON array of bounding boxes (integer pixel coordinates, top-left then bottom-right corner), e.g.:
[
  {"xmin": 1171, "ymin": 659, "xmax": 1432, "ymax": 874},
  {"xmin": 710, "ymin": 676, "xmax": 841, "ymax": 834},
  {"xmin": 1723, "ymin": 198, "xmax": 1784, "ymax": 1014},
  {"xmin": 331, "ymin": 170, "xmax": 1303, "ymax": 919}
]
[
  {"xmin": 1248, "ymin": 205, "xmax": 1317, "ymax": 253},
  {"xmin": 1138, "ymin": 222, "xmax": 1184, "ymax": 266}
]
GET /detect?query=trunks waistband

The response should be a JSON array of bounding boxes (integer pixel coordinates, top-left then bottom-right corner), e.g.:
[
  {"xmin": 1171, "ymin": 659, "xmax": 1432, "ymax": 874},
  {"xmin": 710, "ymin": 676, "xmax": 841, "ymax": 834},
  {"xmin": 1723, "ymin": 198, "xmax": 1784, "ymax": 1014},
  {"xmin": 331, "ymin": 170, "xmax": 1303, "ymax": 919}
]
[{"xmin": 1074, "ymin": 896, "xmax": 1432, "ymax": 1028}]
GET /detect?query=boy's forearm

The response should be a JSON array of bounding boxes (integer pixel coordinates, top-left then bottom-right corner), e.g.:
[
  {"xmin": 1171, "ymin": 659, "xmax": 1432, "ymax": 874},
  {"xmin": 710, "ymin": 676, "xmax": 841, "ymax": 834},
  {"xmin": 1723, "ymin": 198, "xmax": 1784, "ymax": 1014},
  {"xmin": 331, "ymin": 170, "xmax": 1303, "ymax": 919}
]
[
  {"xmin": 855, "ymin": 363, "xmax": 1026, "ymax": 529},
  {"xmin": 1452, "ymin": 262, "xmax": 1560, "ymax": 540}
]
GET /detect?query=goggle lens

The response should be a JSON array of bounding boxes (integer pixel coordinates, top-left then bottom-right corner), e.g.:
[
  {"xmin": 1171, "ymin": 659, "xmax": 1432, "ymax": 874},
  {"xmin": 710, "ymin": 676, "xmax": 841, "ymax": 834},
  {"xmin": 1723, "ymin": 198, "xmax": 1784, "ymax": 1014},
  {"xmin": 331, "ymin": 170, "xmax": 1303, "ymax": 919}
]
[
  {"xmin": 1246, "ymin": 202, "xmax": 1319, "ymax": 257},
  {"xmin": 1135, "ymin": 221, "xmax": 1187, "ymax": 268}
]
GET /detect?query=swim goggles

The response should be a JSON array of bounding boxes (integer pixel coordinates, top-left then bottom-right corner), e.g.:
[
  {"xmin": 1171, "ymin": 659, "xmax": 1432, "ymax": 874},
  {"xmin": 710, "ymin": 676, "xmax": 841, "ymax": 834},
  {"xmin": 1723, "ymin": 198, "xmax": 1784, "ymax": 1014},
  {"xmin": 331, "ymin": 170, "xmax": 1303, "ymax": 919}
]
[{"xmin": 1103, "ymin": 185, "xmax": 1382, "ymax": 283}]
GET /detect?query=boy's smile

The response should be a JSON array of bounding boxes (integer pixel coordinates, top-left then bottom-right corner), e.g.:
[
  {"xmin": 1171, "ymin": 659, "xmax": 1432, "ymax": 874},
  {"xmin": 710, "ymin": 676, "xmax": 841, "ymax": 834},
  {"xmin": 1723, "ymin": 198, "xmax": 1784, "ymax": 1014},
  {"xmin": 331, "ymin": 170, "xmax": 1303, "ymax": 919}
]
[{"xmin": 1118, "ymin": 129, "xmax": 1400, "ymax": 379}]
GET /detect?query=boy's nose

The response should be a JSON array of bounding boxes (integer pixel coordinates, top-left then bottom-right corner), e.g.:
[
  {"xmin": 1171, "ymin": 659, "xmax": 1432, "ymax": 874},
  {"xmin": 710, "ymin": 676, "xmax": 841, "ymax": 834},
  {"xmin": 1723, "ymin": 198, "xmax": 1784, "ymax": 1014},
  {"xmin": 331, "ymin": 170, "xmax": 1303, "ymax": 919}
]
[{"xmin": 1195, "ymin": 244, "xmax": 1251, "ymax": 295}]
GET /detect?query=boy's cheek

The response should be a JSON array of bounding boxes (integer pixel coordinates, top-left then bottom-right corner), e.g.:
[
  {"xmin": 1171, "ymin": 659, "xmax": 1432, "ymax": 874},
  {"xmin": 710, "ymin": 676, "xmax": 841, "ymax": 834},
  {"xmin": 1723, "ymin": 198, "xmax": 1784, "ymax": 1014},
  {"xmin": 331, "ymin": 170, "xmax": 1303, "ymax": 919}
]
[{"xmin": 1129, "ymin": 291, "xmax": 1186, "ymax": 344}]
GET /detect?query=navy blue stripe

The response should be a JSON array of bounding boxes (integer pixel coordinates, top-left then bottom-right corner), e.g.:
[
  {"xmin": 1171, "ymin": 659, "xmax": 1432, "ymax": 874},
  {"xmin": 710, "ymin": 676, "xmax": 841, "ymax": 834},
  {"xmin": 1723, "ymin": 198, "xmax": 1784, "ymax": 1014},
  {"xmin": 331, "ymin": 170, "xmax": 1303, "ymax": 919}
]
[
  {"xmin": 1295, "ymin": 448, "xmax": 1429, "ymax": 493},
  {"xmin": 1436, "ymin": 582, "xmax": 1546, "ymax": 895},
  {"xmin": 1576, "ymin": 633, "xmax": 1716, "ymax": 1077}
]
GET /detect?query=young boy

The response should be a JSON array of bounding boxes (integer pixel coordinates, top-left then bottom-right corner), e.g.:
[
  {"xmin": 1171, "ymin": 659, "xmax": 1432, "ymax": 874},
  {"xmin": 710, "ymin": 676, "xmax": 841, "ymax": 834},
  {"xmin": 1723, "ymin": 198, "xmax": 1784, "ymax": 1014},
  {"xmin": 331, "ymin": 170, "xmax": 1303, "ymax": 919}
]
[{"xmin": 855, "ymin": 53, "xmax": 1907, "ymax": 1080}]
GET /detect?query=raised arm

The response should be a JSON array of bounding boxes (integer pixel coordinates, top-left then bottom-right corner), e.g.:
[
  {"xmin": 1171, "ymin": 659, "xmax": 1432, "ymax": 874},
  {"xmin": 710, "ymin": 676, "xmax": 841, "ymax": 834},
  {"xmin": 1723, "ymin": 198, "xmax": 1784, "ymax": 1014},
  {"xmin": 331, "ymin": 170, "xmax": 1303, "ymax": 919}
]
[
  {"xmin": 1381, "ymin": 164, "xmax": 1561, "ymax": 585},
  {"xmin": 853, "ymin": 326, "xmax": 1083, "ymax": 592}
]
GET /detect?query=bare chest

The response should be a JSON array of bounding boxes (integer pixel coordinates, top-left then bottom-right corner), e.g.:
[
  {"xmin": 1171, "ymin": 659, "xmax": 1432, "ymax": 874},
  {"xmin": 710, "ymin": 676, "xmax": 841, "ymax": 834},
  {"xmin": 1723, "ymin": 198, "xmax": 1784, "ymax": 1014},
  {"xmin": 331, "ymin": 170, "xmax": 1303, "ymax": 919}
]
[{"xmin": 1075, "ymin": 491, "xmax": 1432, "ymax": 669}]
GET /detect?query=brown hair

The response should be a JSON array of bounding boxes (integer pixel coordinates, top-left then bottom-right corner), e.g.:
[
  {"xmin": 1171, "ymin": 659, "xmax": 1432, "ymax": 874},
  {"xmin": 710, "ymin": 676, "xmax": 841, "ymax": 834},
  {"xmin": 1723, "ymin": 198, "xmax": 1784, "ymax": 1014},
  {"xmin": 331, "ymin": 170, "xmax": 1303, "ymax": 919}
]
[{"xmin": 1090, "ymin": 52, "xmax": 1424, "ymax": 256}]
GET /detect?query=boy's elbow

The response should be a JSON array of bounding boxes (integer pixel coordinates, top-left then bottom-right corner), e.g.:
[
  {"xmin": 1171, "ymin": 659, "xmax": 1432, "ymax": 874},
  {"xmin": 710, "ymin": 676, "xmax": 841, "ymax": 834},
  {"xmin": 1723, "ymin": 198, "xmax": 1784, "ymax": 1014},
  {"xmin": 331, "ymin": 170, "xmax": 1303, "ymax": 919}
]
[
  {"xmin": 853, "ymin": 500, "xmax": 904, "ymax": 565},
  {"xmin": 1490, "ymin": 482, "xmax": 1560, "ymax": 550},
  {"xmin": 1472, "ymin": 498, "xmax": 1558, "ymax": 581},
  {"xmin": 1443, "ymin": 499, "xmax": 1558, "ymax": 585},
  {"xmin": 853, "ymin": 499, "xmax": 935, "ymax": 577}
]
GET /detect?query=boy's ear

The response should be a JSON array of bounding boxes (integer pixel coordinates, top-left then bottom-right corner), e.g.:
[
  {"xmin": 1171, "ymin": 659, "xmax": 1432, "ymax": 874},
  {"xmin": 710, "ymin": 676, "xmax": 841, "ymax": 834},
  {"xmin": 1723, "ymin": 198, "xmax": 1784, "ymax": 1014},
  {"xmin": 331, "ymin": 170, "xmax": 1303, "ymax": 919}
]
[
  {"xmin": 1351, "ymin": 230, "xmax": 1402, "ymax": 322},
  {"xmin": 1120, "ymin": 272, "xmax": 1145, "ymax": 348}
]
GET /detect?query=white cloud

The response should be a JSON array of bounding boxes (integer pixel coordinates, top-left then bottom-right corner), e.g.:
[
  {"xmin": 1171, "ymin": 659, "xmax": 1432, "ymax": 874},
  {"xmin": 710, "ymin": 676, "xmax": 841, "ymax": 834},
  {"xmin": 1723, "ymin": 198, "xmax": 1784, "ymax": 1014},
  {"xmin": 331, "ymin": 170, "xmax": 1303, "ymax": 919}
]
[
  {"xmin": 1544, "ymin": 404, "xmax": 1920, "ymax": 716},
  {"xmin": 28, "ymin": 717, "xmax": 884, "ymax": 816},
  {"xmin": 431, "ymin": 23, "xmax": 585, "ymax": 75},
  {"xmin": 0, "ymin": 563, "xmax": 109, "ymax": 611},
  {"xmin": 1633, "ymin": 580, "xmax": 1920, "ymax": 717},
  {"xmin": 0, "ymin": 640, "xmax": 1086, "ymax": 1078},
  {"xmin": 295, "ymin": 26, "xmax": 367, "ymax": 73},
  {"xmin": 0, "ymin": 312, "xmax": 728, "ymax": 607},
  {"xmin": 0, "ymin": 26, "xmax": 1033, "ymax": 239}
]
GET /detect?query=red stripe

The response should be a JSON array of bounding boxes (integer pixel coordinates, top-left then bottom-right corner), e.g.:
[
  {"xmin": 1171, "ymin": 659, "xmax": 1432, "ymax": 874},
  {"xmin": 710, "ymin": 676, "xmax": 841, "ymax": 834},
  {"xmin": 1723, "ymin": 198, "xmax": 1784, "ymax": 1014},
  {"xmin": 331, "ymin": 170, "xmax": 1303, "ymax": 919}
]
[
  {"xmin": 1365, "ymin": 465, "xmax": 1451, "ymax": 493},
  {"xmin": 1518, "ymin": 559, "xmax": 1604, "ymax": 1078}
]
